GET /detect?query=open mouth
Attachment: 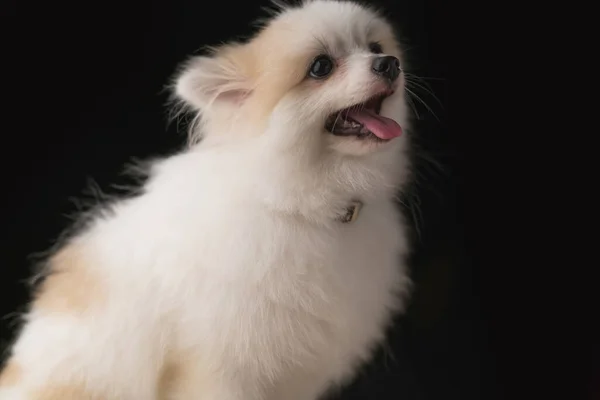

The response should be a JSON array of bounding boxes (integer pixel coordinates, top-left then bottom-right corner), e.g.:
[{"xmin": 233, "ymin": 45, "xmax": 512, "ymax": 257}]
[{"xmin": 324, "ymin": 91, "xmax": 403, "ymax": 141}]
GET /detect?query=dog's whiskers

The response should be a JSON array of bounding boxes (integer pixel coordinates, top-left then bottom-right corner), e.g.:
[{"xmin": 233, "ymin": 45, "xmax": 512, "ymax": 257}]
[
  {"xmin": 405, "ymin": 78, "xmax": 443, "ymax": 110},
  {"xmin": 405, "ymin": 87, "xmax": 439, "ymax": 122},
  {"xmin": 331, "ymin": 112, "xmax": 342, "ymax": 132}
]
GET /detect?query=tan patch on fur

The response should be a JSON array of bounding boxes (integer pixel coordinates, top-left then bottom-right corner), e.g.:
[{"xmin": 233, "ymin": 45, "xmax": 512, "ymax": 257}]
[
  {"xmin": 32, "ymin": 383, "xmax": 104, "ymax": 400},
  {"xmin": 244, "ymin": 24, "xmax": 319, "ymax": 126},
  {"xmin": 157, "ymin": 360, "xmax": 180, "ymax": 399},
  {"xmin": 157, "ymin": 353, "xmax": 211, "ymax": 400},
  {"xmin": 198, "ymin": 20, "xmax": 319, "ymax": 134},
  {"xmin": 34, "ymin": 245, "xmax": 103, "ymax": 314},
  {"xmin": 0, "ymin": 361, "xmax": 22, "ymax": 387}
]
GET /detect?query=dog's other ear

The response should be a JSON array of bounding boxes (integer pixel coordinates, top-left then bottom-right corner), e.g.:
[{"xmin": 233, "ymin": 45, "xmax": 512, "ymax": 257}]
[{"xmin": 174, "ymin": 44, "xmax": 255, "ymax": 112}]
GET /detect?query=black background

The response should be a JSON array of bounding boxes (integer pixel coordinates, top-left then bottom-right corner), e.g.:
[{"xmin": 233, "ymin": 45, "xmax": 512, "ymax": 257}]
[{"xmin": 1, "ymin": 0, "xmax": 594, "ymax": 399}]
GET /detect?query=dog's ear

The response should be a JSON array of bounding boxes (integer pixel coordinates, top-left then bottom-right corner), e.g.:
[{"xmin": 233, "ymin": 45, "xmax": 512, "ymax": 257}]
[{"xmin": 174, "ymin": 44, "xmax": 255, "ymax": 111}]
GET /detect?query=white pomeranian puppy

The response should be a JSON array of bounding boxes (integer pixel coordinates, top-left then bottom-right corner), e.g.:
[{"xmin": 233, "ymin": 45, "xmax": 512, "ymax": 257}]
[{"xmin": 0, "ymin": 1, "xmax": 413, "ymax": 399}]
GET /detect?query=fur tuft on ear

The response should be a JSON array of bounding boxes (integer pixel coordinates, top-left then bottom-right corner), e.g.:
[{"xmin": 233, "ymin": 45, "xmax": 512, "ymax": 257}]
[{"xmin": 174, "ymin": 44, "xmax": 255, "ymax": 111}]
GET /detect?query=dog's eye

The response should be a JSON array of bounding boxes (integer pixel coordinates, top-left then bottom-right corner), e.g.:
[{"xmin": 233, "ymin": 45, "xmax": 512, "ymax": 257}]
[
  {"xmin": 309, "ymin": 55, "xmax": 334, "ymax": 79},
  {"xmin": 368, "ymin": 42, "xmax": 383, "ymax": 54}
]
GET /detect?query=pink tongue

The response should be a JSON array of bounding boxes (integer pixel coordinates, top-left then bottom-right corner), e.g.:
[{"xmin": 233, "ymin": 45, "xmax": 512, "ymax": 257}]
[{"xmin": 347, "ymin": 109, "xmax": 402, "ymax": 140}]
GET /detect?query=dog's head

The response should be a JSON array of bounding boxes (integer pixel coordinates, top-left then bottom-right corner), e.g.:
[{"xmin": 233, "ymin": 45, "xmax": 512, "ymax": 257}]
[{"xmin": 175, "ymin": 0, "xmax": 408, "ymax": 157}]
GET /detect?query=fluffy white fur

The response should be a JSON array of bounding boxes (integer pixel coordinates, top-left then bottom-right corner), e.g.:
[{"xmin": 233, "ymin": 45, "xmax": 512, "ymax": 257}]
[{"xmin": 0, "ymin": 1, "xmax": 413, "ymax": 399}]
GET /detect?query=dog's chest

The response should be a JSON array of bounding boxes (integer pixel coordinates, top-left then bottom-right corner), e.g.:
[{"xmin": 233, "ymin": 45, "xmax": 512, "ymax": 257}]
[{"xmin": 176, "ymin": 201, "xmax": 408, "ymax": 372}]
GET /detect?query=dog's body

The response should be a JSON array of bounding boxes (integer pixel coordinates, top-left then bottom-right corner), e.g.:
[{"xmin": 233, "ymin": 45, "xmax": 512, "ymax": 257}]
[{"xmin": 0, "ymin": 1, "xmax": 413, "ymax": 399}]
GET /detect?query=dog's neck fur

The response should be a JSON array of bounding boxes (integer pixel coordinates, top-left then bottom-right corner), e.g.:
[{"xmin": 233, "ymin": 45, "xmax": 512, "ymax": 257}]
[
  {"xmin": 182, "ymin": 110, "xmax": 410, "ymax": 226},
  {"xmin": 243, "ymin": 137, "xmax": 408, "ymax": 225}
]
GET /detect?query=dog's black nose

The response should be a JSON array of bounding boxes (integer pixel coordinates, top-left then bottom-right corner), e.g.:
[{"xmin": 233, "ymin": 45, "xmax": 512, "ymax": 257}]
[{"xmin": 371, "ymin": 55, "xmax": 401, "ymax": 82}]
